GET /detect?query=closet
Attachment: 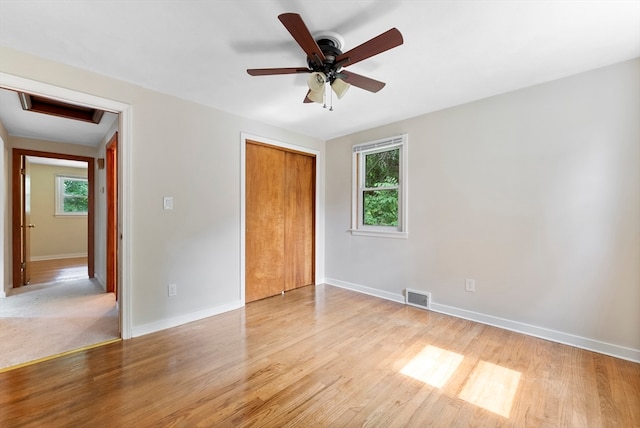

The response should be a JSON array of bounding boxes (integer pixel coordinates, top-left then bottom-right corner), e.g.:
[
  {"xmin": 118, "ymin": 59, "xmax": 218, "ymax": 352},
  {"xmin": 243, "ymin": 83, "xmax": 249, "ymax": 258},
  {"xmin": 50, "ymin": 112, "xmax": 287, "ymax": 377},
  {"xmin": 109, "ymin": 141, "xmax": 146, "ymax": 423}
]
[{"xmin": 245, "ymin": 141, "xmax": 315, "ymax": 302}]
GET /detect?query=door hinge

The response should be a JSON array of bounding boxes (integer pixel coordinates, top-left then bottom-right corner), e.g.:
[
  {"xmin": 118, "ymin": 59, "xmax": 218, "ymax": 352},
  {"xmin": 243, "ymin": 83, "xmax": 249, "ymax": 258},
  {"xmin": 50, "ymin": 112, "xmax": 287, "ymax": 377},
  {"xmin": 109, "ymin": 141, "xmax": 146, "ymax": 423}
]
[
  {"xmin": 20, "ymin": 262, "xmax": 26, "ymax": 270},
  {"xmin": 20, "ymin": 168, "xmax": 25, "ymax": 175}
]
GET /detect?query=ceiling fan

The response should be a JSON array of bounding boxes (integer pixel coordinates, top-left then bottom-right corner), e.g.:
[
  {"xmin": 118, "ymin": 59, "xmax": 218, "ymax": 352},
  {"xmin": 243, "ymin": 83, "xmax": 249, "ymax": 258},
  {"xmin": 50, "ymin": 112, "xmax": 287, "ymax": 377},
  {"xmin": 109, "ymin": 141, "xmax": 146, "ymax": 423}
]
[{"xmin": 247, "ymin": 13, "xmax": 403, "ymax": 109}]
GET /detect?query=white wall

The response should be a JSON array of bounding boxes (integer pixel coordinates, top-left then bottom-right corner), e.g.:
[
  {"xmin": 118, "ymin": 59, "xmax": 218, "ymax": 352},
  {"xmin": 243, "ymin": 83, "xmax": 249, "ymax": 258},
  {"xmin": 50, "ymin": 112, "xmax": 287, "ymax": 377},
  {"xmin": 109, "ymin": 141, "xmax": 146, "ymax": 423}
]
[
  {"xmin": 325, "ymin": 59, "xmax": 640, "ymax": 359},
  {"xmin": 0, "ymin": 46, "xmax": 325, "ymax": 334}
]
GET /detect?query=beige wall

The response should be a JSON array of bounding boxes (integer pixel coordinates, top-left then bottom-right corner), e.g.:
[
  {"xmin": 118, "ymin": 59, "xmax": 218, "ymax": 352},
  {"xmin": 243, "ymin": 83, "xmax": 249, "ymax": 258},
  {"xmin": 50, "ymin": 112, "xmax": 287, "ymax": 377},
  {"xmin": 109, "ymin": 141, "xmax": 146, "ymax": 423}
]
[
  {"xmin": 326, "ymin": 59, "xmax": 640, "ymax": 357},
  {"xmin": 2, "ymin": 136, "xmax": 97, "ymax": 294},
  {"xmin": 10, "ymin": 136, "xmax": 98, "ymax": 158},
  {"xmin": 28, "ymin": 163, "xmax": 88, "ymax": 259},
  {"xmin": 0, "ymin": 46, "xmax": 326, "ymax": 332}
]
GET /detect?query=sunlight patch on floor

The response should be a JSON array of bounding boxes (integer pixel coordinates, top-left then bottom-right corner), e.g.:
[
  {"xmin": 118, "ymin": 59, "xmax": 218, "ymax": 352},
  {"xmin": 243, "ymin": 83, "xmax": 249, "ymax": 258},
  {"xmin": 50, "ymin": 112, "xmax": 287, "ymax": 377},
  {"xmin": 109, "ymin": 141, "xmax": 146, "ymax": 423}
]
[
  {"xmin": 458, "ymin": 360, "xmax": 521, "ymax": 417},
  {"xmin": 54, "ymin": 266, "xmax": 88, "ymax": 281},
  {"xmin": 400, "ymin": 345, "xmax": 464, "ymax": 388}
]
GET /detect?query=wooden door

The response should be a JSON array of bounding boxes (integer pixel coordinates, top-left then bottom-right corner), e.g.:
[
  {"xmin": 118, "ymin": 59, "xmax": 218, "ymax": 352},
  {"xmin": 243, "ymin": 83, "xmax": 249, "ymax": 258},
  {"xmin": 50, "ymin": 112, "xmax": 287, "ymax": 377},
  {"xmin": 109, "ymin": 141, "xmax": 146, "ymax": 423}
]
[
  {"xmin": 284, "ymin": 152, "xmax": 315, "ymax": 291},
  {"xmin": 245, "ymin": 141, "xmax": 315, "ymax": 302},
  {"xmin": 106, "ymin": 133, "xmax": 118, "ymax": 296},
  {"xmin": 246, "ymin": 143, "xmax": 286, "ymax": 302}
]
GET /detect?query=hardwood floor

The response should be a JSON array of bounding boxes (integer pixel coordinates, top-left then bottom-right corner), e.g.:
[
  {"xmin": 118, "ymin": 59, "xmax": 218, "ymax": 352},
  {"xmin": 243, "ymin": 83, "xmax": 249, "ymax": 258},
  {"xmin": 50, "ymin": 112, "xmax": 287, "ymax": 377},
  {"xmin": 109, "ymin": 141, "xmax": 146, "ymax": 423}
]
[
  {"xmin": 27, "ymin": 257, "xmax": 88, "ymax": 285},
  {"xmin": 1, "ymin": 284, "xmax": 638, "ymax": 427}
]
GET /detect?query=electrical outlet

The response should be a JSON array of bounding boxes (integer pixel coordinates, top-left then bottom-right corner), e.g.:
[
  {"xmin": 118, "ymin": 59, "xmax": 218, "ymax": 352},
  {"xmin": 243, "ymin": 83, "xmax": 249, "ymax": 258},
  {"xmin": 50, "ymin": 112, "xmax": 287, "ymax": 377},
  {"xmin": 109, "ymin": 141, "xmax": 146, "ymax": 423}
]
[
  {"xmin": 465, "ymin": 278, "xmax": 475, "ymax": 292},
  {"xmin": 168, "ymin": 283, "xmax": 177, "ymax": 297}
]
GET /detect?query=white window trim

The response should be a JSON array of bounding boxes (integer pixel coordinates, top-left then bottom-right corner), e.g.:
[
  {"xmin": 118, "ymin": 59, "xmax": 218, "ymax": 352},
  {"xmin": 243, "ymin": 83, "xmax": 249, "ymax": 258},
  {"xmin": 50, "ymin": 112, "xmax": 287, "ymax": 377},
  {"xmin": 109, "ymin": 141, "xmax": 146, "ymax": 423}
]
[
  {"xmin": 55, "ymin": 174, "xmax": 88, "ymax": 216},
  {"xmin": 351, "ymin": 134, "xmax": 408, "ymax": 239}
]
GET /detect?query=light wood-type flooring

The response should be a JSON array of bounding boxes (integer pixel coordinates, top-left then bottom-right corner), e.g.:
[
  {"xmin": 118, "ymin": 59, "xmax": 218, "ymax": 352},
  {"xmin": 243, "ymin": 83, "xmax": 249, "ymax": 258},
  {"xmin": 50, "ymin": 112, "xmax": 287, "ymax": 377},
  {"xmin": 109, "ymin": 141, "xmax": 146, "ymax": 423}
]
[
  {"xmin": 1, "ymin": 284, "xmax": 638, "ymax": 427},
  {"xmin": 27, "ymin": 257, "xmax": 88, "ymax": 285}
]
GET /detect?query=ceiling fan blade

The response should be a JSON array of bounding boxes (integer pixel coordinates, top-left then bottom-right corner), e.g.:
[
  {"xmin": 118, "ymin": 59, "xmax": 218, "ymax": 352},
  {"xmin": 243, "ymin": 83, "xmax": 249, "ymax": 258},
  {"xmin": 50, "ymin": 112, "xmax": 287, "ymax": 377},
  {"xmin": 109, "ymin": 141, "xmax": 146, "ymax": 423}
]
[
  {"xmin": 338, "ymin": 71, "xmax": 386, "ymax": 93},
  {"xmin": 303, "ymin": 90, "xmax": 313, "ymax": 103},
  {"xmin": 335, "ymin": 28, "xmax": 403, "ymax": 67},
  {"xmin": 247, "ymin": 67, "xmax": 310, "ymax": 76},
  {"xmin": 278, "ymin": 13, "xmax": 326, "ymax": 66}
]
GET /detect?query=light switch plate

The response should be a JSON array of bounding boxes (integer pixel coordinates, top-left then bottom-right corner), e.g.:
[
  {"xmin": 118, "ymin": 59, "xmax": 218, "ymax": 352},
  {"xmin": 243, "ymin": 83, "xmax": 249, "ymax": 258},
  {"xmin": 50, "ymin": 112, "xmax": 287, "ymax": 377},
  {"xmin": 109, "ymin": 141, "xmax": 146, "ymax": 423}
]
[
  {"xmin": 465, "ymin": 278, "xmax": 475, "ymax": 292},
  {"xmin": 163, "ymin": 196, "xmax": 173, "ymax": 210}
]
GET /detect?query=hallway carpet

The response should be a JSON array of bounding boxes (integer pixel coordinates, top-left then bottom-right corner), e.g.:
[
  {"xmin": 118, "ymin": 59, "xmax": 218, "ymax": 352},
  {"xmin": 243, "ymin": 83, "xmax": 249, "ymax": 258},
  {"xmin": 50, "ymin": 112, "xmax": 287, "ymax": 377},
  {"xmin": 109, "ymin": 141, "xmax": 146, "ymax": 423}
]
[{"xmin": 0, "ymin": 278, "xmax": 119, "ymax": 370}]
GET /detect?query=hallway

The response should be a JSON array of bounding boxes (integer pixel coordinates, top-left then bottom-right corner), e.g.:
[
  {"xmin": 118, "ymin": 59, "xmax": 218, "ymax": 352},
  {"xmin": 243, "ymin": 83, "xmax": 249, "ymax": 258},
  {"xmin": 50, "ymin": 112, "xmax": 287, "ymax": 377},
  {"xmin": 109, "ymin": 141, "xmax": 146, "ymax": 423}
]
[{"xmin": 0, "ymin": 268, "xmax": 119, "ymax": 370}]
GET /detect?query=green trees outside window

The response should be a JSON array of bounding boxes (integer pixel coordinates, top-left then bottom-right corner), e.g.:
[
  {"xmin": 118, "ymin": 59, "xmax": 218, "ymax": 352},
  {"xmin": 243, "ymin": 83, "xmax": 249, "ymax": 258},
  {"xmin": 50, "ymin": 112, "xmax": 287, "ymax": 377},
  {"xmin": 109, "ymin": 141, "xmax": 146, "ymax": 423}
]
[
  {"xmin": 56, "ymin": 176, "xmax": 88, "ymax": 215},
  {"xmin": 363, "ymin": 148, "xmax": 399, "ymax": 226},
  {"xmin": 63, "ymin": 178, "xmax": 88, "ymax": 212}
]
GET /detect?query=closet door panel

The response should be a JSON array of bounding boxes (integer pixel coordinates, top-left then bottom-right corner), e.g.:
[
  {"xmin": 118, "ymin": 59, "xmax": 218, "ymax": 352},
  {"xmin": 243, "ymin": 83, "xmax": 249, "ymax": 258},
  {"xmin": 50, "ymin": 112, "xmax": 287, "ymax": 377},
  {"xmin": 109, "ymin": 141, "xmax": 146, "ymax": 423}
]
[
  {"xmin": 245, "ymin": 142, "xmax": 286, "ymax": 302},
  {"xmin": 284, "ymin": 152, "xmax": 315, "ymax": 291}
]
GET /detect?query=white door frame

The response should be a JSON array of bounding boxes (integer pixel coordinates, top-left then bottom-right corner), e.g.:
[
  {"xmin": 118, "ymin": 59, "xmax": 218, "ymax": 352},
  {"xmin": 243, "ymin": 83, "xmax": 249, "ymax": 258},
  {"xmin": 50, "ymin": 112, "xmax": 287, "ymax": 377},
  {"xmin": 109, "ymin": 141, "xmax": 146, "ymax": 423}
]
[{"xmin": 0, "ymin": 72, "xmax": 133, "ymax": 339}]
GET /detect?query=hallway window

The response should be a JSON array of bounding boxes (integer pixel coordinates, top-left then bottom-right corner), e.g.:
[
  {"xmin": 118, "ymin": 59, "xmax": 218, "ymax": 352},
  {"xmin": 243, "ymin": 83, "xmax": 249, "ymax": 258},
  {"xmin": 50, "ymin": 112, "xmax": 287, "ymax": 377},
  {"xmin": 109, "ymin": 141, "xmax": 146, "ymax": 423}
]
[{"xmin": 55, "ymin": 175, "xmax": 88, "ymax": 216}]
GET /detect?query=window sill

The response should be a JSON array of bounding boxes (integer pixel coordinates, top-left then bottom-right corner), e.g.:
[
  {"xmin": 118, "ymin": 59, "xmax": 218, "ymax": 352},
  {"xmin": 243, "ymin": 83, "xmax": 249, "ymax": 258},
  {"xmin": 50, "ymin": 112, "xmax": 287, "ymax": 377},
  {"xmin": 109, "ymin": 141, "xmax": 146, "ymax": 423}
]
[{"xmin": 350, "ymin": 229, "xmax": 408, "ymax": 239}]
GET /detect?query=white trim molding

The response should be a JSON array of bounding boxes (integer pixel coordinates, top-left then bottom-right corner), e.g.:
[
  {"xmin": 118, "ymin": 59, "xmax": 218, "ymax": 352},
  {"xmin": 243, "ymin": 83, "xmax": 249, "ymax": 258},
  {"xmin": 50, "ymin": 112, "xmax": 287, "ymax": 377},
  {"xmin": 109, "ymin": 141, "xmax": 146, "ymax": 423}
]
[
  {"xmin": 30, "ymin": 253, "xmax": 88, "ymax": 262},
  {"xmin": 351, "ymin": 133, "xmax": 408, "ymax": 238},
  {"xmin": 132, "ymin": 300, "xmax": 244, "ymax": 337},
  {"xmin": 325, "ymin": 278, "xmax": 405, "ymax": 304},
  {"xmin": 0, "ymin": 72, "xmax": 133, "ymax": 340},
  {"xmin": 323, "ymin": 278, "xmax": 640, "ymax": 363}
]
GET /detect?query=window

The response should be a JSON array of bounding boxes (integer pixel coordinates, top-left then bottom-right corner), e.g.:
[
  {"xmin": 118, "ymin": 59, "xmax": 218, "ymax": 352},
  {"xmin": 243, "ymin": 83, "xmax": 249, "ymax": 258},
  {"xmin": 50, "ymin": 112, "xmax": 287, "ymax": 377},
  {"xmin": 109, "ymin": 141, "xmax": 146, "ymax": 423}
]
[
  {"xmin": 352, "ymin": 134, "xmax": 408, "ymax": 238},
  {"xmin": 55, "ymin": 175, "xmax": 88, "ymax": 216}
]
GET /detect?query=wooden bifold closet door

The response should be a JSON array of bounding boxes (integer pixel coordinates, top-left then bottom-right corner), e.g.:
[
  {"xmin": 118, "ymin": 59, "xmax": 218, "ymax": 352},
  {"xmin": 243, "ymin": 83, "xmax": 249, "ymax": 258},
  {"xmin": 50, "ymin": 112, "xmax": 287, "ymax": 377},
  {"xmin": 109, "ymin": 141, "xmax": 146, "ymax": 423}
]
[{"xmin": 245, "ymin": 141, "xmax": 315, "ymax": 303}]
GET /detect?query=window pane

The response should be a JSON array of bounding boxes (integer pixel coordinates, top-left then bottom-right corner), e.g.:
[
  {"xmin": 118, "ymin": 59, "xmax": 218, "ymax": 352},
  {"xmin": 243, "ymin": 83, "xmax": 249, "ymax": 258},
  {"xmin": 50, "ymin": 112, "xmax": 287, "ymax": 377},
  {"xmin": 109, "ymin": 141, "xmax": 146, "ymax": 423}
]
[
  {"xmin": 63, "ymin": 195, "xmax": 88, "ymax": 213},
  {"xmin": 64, "ymin": 179, "xmax": 88, "ymax": 197},
  {"xmin": 363, "ymin": 189, "xmax": 398, "ymax": 226},
  {"xmin": 365, "ymin": 148, "xmax": 399, "ymax": 188}
]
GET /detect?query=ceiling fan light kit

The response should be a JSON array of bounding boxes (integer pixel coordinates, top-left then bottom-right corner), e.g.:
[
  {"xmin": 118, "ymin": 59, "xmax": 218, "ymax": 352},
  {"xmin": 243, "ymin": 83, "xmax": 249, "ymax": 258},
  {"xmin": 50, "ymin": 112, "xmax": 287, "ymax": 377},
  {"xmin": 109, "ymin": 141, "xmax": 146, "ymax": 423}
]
[
  {"xmin": 331, "ymin": 77, "xmax": 350, "ymax": 99},
  {"xmin": 308, "ymin": 72, "xmax": 326, "ymax": 92},
  {"xmin": 247, "ymin": 13, "xmax": 403, "ymax": 110},
  {"xmin": 306, "ymin": 72, "xmax": 327, "ymax": 105}
]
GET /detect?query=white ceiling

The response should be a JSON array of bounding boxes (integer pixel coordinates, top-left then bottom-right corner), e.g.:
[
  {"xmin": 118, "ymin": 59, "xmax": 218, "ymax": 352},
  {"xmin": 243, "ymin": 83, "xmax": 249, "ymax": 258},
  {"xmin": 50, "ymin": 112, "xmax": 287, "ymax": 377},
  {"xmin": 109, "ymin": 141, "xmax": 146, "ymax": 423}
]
[{"xmin": 0, "ymin": 0, "xmax": 639, "ymax": 142}]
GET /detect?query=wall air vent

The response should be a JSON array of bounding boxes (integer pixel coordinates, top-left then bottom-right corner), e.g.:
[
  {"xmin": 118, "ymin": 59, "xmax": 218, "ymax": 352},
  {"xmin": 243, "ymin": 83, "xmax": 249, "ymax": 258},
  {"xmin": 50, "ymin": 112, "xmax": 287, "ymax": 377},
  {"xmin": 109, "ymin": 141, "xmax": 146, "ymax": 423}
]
[{"xmin": 405, "ymin": 288, "xmax": 431, "ymax": 310}]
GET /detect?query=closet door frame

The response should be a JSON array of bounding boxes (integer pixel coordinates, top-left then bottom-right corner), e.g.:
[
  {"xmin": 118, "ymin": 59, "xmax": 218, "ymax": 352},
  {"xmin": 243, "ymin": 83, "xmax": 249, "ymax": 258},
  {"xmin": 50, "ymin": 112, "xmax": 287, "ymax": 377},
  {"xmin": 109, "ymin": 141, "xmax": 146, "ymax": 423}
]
[{"xmin": 240, "ymin": 133, "xmax": 322, "ymax": 304}]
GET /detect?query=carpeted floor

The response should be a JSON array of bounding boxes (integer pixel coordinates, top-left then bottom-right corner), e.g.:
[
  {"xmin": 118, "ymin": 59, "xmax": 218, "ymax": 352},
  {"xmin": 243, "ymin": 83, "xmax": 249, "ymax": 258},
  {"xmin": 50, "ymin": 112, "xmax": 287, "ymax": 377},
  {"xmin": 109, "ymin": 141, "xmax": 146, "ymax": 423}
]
[{"xmin": 0, "ymin": 278, "xmax": 119, "ymax": 370}]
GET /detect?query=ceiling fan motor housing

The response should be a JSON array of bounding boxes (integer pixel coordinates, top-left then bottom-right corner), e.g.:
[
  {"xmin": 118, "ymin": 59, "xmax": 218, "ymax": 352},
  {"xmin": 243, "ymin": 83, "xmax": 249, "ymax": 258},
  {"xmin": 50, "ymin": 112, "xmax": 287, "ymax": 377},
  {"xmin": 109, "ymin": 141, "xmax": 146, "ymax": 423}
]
[{"xmin": 308, "ymin": 34, "xmax": 345, "ymax": 83}]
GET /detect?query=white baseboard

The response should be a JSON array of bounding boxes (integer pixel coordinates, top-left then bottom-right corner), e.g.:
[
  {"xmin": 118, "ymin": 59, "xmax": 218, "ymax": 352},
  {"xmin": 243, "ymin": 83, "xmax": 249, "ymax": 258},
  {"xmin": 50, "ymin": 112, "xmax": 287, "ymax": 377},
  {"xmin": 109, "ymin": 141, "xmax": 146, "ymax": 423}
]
[
  {"xmin": 132, "ymin": 300, "xmax": 244, "ymax": 338},
  {"xmin": 30, "ymin": 253, "xmax": 88, "ymax": 261},
  {"xmin": 94, "ymin": 274, "xmax": 106, "ymax": 291},
  {"xmin": 326, "ymin": 278, "xmax": 405, "ymax": 304},
  {"xmin": 0, "ymin": 289, "xmax": 5, "ymax": 299},
  {"xmin": 324, "ymin": 278, "xmax": 640, "ymax": 363}
]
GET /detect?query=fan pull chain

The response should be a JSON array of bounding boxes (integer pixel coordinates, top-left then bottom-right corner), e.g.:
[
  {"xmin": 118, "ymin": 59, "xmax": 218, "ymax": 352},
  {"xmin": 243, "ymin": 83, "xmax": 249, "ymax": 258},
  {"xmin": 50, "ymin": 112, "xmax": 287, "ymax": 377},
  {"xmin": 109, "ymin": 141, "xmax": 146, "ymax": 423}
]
[
  {"xmin": 329, "ymin": 82, "xmax": 334, "ymax": 111},
  {"xmin": 322, "ymin": 80, "xmax": 328, "ymax": 109}
]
